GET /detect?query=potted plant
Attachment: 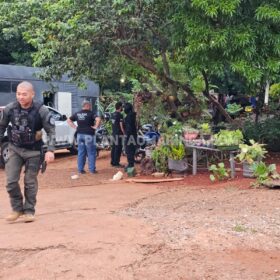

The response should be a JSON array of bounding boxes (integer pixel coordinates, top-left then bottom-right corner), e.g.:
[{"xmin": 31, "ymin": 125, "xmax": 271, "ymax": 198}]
[
  {"xmin": 167, "ymin": 141, "xmax": 188, "ymax": 172},
  {"xmin": 183, "ymin": 126, "xmax": 199, "ymax": 140},
  {"xmin": 213, "ymin": 129, "xmax": 244, "ymax": 150},
  {"xmin": 200, "ymin": 123, "xmax": 212, "ymax": 140},
  {"xmin": 235, "ymin": 140, "xmax": 267, "ymax": 178},
  {"xmin": 151, "ymin": 144, "xmax": 169, "ymax": 173}
]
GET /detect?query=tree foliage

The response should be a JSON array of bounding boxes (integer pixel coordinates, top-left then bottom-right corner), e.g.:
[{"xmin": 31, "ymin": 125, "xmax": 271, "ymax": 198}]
[
  {"xmin": 0, "ymin": 31, "xmax": 34, "ymax": 65},
  {"xmin": 0, "ymin": 0, "xmax": 279, "ymax": 119}
]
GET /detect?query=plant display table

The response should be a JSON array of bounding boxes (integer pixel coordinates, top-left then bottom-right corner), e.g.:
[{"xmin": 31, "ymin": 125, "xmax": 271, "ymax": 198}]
[{"xmin": 184, "ymin": 143, "xmax": 238, "ymax": 178}]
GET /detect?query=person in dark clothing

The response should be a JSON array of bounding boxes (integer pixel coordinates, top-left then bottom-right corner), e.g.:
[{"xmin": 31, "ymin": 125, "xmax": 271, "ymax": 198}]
[
  {"xmin": 0, "ymin": 81, "xmax": 55, "ymax": 223},
  {"xmin": 123, "ymin": 102, "xmax": 137, "ymax": 169},
  {"xmin": 111, "ymin": 101, "xmax": 125, "ymax": 167},
  {"xmin": 67, "ymin": 100, "xmax": 101, "ymax": 174}
]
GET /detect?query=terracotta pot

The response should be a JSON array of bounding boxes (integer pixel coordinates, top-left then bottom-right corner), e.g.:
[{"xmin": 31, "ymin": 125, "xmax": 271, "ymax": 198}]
[{"xmin": 183, "ymin": 132, "xmax": 199, "ymax": 140}]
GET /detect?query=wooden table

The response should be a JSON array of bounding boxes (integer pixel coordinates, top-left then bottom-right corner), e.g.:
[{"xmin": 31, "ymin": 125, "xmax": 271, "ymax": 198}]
[{"xmin": 184, "ymin": 144, "xmax": 238, "ymax": 178}]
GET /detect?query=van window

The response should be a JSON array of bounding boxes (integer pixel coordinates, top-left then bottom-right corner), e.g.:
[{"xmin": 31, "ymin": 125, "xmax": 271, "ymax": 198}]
[
  {"xmin": 11, "ymin": 81, "xmax": 21, "ymax": 93},
  {"xmin": 0, "ymin": 81, "xmax": 11, "ymax": 93}
]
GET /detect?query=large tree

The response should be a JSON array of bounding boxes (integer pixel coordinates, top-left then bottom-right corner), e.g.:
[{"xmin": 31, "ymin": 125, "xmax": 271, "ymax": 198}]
[
  {"xmin": 0, "ymin": 0, "xmax": 279, "ymax": 122},
  {"xmin": 0, "ymin": 34, "xmax": 34, "ymax": 65}
]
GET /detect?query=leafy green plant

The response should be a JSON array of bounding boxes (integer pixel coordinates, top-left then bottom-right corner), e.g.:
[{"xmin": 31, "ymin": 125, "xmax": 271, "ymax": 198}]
[
  {"xmin": 183, "ymin": 124, "xmax": 199, "ymax": 134},
  {"xmin": 151, "ymin": 144, "xmax": 169, "ymax": 173},
  {"xmin": 213, "ymin": 129, "xmax": 244, "ymax": 147},
  {"xmin": 259, "ymin": 118, "xmax": 280, "ymax": 152},
  {"xmin": 242, "ymin": 120, "xmax": 262, "ymax": 142},
  {"xmin": 165, "ymin": 121, "xmax": 184, "ymax": 136},
  {"xmin": 243, "ymin": 118, "xmax": 280, "ymax": 152},
  {"xmin": 251, "ymin": 162, "xmax": 279, "ymax": 185},
  {"xmin": 236, "ymin": 140, "xmax": 267, "ymax": 164},
  {"xmin": 186, "ymin": 119, "xmax": 199, "ymax": 129},
  {"xmin": 226, "ymin": 103, "xmax": 243, "ymax": 115},
  {"xmin": 270, "ymin": 83, "xmax": 280, "ymax": 99},
  {"xmin": 167, "ymin": 141, "xmax": 186, "ymax": 160},
  {"xmin": 200, "ymin": 123, "xmax": 211, "ymax": 134},
  {"xmin": 103, "ymin": 120, "xmax": 112, "ymax": 135},
  {"xmin": 209, "ymin": 163, "xmax": 229, "ymax": 182}
]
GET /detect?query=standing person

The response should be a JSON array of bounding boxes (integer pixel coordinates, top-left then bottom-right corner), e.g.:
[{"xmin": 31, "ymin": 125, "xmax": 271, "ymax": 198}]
[
  {"xmin": 111, "ymin": 101, "xmax": 125, "ymax": 167},
  {"xmin": 0, "ymin": 81, "xmax": 55, "ymax": 223},
  {"xmin": 67, "ymin": 100, "xmax": 101, "ymax": 174},
  {"xmin": 123, "ymin": 102, "xmax": 137, "ymax": 169}
]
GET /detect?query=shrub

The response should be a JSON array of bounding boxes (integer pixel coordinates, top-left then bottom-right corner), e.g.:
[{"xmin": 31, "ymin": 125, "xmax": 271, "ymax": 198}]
[
  {"xmin": 251, "ymin": 162, "xmax": 279, "ymax": 186},
  {"xmin": 243, "ymin": 118, "xmax": 280, "ymax": 152},
  {"xmin": 151, "ymin": 144, "xmax": 169, "ymax": 173},
  {"xmin": 270, "ymin": 83, "xmax": 280, "ymax": 99},
  {"xmin": 242, "ymin": 120, "xmax": 262, "ymax": 142}
]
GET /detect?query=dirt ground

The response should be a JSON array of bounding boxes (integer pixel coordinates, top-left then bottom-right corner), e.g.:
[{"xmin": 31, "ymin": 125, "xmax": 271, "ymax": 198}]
[{"xmin": 0, "ymin": 150, "xmax": 279, "ymax": 280}]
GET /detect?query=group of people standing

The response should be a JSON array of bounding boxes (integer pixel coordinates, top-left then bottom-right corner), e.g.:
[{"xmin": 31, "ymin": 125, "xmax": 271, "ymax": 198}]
[
  {"xmin": 67, "ymin": 100, "xmax": 137, "ymax": 175},
  {"xmin": 110, "ymin": 102, "xmax": 137, "ymax": 170}
]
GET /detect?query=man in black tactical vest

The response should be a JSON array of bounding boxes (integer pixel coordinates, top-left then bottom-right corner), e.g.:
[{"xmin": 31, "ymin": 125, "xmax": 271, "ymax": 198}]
[{"xmin": 0, "ymin": 81, "xmax": 55, "ymax": 223}]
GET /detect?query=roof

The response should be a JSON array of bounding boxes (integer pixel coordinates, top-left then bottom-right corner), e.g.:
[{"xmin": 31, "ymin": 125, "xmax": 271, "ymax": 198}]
[
  {"xmin": 0, "ymin": 64, "xmax": 42, "ymax": 81},
  {"xmin": 0, "ymin": 64, "xmax": 99, "ymax": 97},
  {"xmin": 0, "ymin": 64, "xmax": 98, "ymax": 85}
]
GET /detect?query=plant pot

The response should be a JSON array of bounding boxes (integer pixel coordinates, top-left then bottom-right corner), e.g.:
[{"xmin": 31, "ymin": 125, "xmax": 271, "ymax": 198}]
[
  {"xmin": 168, "ymin": 158, "xmax": 188, "ymax": 172},
  {"xmin": 243, "ymin": 162, "xmax": 255, "ymax": 178},
  {"xmin": 202, "ymin": 134, "xmax": 211, "ymax": 141},
  {"xmin": 183, "ymin": 132, "xmax": 199, "ymax": 140}
]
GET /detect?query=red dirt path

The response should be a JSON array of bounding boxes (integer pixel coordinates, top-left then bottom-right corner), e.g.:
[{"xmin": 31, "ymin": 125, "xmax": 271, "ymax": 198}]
[{"xmin": 0, "ymin": 150, "xmax": 279, "ymax": 280}]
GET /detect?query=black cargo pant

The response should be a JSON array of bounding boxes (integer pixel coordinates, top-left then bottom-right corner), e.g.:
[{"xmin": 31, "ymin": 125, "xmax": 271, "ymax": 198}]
[
  {"xmin": 111, "ymin": 135, "xmax": 123, "ymax": 166},
  {"xmin": 5, "ymin": 144, "xmax": 41, "ymax": 215}
]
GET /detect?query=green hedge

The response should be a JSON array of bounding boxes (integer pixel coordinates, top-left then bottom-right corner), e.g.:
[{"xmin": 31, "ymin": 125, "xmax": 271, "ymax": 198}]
[{"xmin": 243, "ymin": 117, "xmax": 280, "ymax": 152}]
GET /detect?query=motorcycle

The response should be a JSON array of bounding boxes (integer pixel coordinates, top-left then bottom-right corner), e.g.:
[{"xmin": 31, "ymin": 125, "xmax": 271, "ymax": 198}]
[
  {"xmin": 96, "ymin": 124, "xmax": 110, "ymax": 157},
  {"xmin": 134, "ymin": 124, "xmax": 160, "ymax": 163}
]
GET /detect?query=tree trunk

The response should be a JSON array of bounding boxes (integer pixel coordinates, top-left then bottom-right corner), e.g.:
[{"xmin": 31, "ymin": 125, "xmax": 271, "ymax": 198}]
[{"xmin": 202, "ymin": 70, "xmax": 233, "ymax": 124}]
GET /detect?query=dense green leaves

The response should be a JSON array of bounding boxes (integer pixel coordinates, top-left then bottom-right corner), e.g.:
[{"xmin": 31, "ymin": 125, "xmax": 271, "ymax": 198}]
[{"xmin": 0, "ymin": 0, "xmax": 279, "ymax": 95}]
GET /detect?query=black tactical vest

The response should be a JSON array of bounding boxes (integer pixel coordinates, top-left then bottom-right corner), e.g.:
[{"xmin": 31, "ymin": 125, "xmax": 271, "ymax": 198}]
[{"xmin": 8, "ymin": 101, "xmax": 43, "ymax": 150}]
